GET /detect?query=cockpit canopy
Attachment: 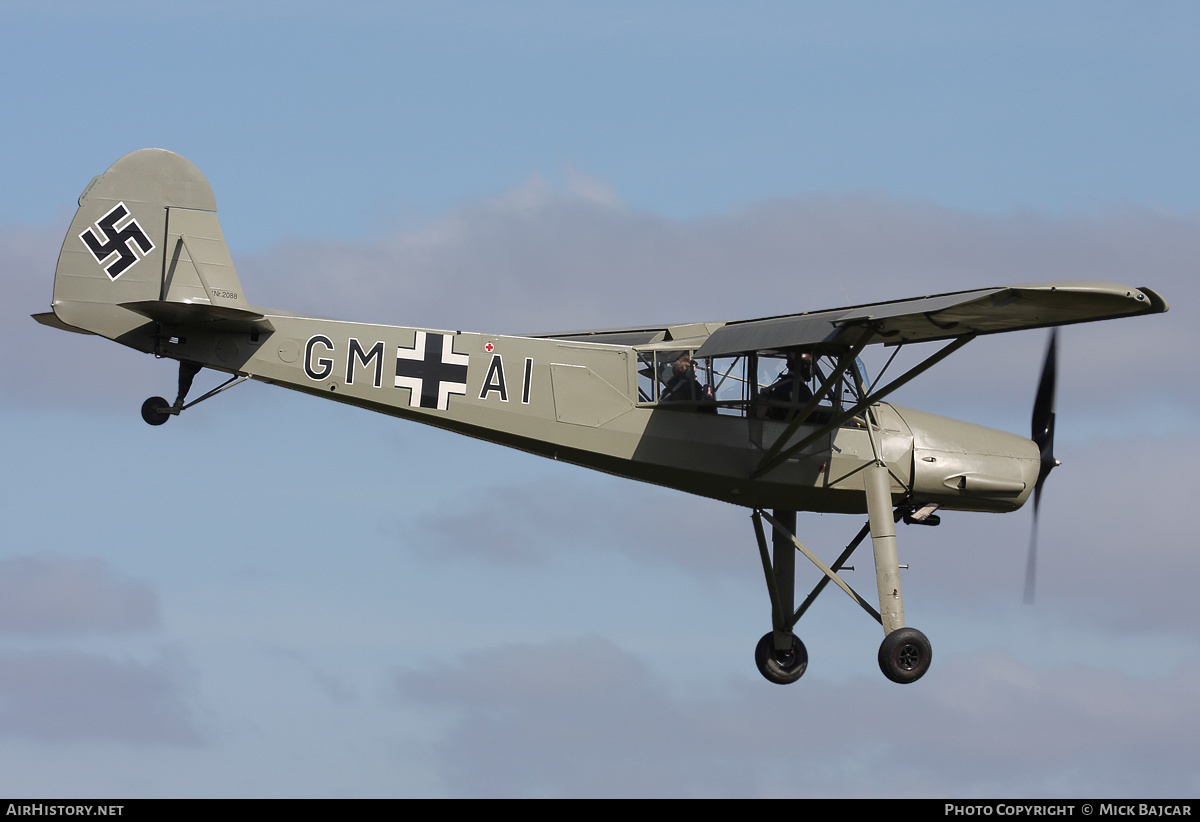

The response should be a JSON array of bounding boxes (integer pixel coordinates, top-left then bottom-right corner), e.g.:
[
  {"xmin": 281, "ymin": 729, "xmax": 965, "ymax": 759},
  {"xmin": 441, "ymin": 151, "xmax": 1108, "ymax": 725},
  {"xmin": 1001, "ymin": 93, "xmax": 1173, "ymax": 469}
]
[{"xmin": 635, "ymin": 345, "xmax": 870, "ymax": 422}]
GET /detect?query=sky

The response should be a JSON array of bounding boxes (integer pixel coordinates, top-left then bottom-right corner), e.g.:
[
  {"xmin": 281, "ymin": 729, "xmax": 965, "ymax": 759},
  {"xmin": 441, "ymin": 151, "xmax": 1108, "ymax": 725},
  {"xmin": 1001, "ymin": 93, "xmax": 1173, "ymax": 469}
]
[{"xmin": 2, "ymin": 1, "xmax": 1198, "ymax": 798}]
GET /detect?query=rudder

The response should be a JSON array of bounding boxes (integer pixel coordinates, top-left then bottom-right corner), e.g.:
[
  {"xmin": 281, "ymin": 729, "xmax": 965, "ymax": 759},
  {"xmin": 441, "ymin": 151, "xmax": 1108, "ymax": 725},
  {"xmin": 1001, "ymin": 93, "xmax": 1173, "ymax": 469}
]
[{"xmin": 49, "ymin": 149, "xmax": 260, "ymax": 348}]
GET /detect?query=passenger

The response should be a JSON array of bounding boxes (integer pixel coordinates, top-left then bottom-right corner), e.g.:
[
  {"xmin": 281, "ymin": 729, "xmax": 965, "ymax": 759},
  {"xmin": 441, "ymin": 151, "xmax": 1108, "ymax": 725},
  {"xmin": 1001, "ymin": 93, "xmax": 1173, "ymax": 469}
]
[
  {"xmin": 760, "ymin": 350, "xmax": 813, "ymax": 419},
  {"xmin": 661, "ymin": 354, "xmax": 714, "ymax": 405}
]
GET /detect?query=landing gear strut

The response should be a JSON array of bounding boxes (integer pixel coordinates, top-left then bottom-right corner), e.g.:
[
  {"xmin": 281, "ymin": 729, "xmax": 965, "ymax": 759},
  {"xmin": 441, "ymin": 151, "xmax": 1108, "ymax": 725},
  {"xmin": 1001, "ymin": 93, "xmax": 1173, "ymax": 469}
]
[
  {"xmin": 750, "ymin": 464, "xmax": 934, "ymax": 685},
  {"xmin": 140, "ymin": 360, "xmax": 247, "ymax": 425}
]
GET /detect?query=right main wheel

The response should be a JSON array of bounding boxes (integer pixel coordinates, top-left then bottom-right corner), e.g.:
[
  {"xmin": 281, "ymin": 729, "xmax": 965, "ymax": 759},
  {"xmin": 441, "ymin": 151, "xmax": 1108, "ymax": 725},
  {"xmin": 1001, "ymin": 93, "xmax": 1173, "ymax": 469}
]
[
  {"xmin": 878, "ymin": 627, "xmax": 932, "ymax": 684},
  {"xmin": 755, "ymin": 632, "xmax": 808, "ymax": 685}
]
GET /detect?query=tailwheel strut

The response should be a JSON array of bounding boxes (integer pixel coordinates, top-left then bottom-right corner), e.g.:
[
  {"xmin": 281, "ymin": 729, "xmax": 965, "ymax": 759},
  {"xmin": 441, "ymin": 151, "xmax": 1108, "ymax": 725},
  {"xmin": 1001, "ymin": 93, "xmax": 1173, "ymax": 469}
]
[{"xmin": 141, "ymin": 361, "xmax": 247, "ymax": 426}]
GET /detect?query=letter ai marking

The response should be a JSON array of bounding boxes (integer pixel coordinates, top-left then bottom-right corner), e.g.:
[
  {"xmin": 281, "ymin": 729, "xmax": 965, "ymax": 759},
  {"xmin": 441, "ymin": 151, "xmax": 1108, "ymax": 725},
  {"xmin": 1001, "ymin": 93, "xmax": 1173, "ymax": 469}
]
[
  {"xmin": 521, "ymin": 357, "xmax": 533, "ymax": 404},
  {"xmin": 479, "ymin": 354, "xmax": 508, "ymax": 401},
  {"xmin": 79, "ymin": 202, "xmax": 155, "ymax": 280},
  {"xmin": 395, "ymin": 331, "xmax": 469, "ymax": 410}
]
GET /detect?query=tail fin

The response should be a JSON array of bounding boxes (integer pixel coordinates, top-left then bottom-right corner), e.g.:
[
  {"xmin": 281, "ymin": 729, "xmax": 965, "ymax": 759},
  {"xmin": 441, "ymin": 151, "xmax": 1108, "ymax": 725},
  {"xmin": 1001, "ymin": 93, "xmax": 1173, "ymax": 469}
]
[{"xmin": 48, "ymin": 149, "xmax": 267, "ymax": 349}]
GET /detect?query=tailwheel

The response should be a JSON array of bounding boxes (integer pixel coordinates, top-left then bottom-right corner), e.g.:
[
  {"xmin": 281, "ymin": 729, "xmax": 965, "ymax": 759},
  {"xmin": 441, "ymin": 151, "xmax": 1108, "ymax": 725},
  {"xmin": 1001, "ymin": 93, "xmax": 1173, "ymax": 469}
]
[
  {"xmin": 140, "ymin": 396, "xmax": 171, "ymax": 426},
  {"xmin": 755, "ymin": 632, "xmax": 808, "ymax": 685},
  {"xmin": 878, "ymin": 627, "xmax": 932, "ymax": 684}
]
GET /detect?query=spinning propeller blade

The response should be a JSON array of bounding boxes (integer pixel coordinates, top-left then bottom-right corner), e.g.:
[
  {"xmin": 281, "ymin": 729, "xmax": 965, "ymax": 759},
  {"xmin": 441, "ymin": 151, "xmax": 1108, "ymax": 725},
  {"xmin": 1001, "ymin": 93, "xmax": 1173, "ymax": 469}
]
[{"xmin": 1024, "ymin": 329, "xmax": 1059, "ymax": 604}]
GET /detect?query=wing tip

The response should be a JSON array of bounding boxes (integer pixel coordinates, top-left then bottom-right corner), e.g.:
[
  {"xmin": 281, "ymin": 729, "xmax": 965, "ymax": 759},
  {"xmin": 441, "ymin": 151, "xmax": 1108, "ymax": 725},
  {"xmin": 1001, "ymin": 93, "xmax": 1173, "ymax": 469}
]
[{"xmin": 1136, "ymin": 286, "xmax": 1169, "ymax": 314}]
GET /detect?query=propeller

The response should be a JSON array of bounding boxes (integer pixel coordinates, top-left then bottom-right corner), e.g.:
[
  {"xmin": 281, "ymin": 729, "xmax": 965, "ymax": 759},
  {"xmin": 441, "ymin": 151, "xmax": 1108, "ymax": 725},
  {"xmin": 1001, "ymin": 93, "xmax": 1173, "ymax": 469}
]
[{"xmin": 1024, "ymin": 329, "xmax": 1060, "ymax": 604}]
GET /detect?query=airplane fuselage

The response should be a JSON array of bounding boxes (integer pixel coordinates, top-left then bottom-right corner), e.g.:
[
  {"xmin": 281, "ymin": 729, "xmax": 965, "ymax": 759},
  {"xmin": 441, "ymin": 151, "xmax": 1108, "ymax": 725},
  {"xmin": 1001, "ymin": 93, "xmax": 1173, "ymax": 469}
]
[{"xmin": 82, "ymin": 306, "xmax": 1039, "ymax": 515}]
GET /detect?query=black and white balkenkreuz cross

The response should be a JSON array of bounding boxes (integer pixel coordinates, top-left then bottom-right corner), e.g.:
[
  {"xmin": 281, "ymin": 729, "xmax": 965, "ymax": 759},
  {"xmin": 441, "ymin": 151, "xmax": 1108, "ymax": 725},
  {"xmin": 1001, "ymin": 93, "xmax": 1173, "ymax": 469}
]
[
  {"xmin": 78, "ymin": 202, "xmax": 155, "ymax": 281},
  {"xmin": 394, "ymin": 331, "xmax": 469, "ymax": 410}
]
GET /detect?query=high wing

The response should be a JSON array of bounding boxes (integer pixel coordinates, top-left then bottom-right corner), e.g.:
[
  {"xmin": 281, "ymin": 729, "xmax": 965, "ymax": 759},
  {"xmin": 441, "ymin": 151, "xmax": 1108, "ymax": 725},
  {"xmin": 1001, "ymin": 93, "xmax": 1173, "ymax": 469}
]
[
  {"xmin": 535, "ymin": 283, "xmax": 1168, "ymax": 357},
  {"xmin": 695, "ymin": 282, "xmax": 1167, "ymax": 357}
]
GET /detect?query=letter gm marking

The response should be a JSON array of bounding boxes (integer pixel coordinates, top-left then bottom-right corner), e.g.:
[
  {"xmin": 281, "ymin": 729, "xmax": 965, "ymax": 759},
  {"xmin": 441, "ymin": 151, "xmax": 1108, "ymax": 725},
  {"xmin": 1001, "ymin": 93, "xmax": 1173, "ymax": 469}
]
[{"xmin": 79, "ymin": 202, "xmax": 155, "ymax": 280}]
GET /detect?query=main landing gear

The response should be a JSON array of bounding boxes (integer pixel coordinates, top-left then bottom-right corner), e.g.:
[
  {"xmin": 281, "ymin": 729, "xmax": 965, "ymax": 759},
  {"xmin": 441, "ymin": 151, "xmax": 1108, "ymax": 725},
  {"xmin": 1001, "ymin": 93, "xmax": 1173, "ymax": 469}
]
[
  {"xmin": 755, "ymin": 631, "xmax": 808, "ymax": 685},
  {"xmin": 140, "ymin": 361, "xmax": 248, "ymax": 425},
  {"xmin": 878, "ymin": 627, "xmax": 932, "ymax": 684},
  {"xmin": 751, "ymin": 462, "xmax": 934, "ymax": 685}
]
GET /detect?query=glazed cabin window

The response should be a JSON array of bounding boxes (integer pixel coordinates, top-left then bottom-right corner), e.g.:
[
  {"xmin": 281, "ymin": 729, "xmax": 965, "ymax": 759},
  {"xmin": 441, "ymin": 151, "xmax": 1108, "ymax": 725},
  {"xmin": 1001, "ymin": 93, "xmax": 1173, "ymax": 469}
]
[
  {"xmin": 636, "ymin": 348, "xmax": 865, "ymax": 424},
  {"xmin": 637, "ymin": 350, "xmax": 748, "ymax": 416},
  {"xmin": 754, "ymin": 352, "xmax": 818, "ymax": 421},
  {"xmin": 753, "ymin": 352, "xmax": 866, "ymax": 426}
]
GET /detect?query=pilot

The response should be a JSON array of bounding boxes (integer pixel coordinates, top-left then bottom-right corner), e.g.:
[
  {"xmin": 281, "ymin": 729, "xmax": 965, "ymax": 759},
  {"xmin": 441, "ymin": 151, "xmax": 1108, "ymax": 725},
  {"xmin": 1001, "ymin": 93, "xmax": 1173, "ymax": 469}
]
[
  {"xmin": 661, "ymin": 354, "xmax": 713, "ymax": 405},
  {"xmin": 760, "ymin": 350, "xmax": 813, "ymax": 419}
]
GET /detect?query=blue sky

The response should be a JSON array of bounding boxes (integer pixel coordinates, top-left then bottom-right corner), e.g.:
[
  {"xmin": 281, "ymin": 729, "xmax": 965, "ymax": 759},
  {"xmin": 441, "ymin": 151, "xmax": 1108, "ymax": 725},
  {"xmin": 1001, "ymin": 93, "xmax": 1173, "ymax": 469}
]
[{"xmin": 2, "ymin": 1, "xmax": 1198, "ymax": 797}]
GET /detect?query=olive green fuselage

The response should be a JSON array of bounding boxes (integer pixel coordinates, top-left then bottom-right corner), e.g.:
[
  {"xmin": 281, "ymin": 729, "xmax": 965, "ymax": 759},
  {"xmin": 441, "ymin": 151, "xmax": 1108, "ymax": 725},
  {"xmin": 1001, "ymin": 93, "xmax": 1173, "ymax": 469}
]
[{"xmin": 82, "ymin": 308, "xmax": 1038, "ymax": 515}]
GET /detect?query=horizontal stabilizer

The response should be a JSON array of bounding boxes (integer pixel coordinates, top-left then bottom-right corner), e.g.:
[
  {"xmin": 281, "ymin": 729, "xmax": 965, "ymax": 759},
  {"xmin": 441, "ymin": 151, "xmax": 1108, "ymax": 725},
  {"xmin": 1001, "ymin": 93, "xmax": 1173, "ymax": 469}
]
[
  {"xmin": 119, "ymin": 300, "xmax": 274, "ymax": 333},
  {"xmin": 32, "ymin": 312, "xmax": 96, "ymax": 335}
]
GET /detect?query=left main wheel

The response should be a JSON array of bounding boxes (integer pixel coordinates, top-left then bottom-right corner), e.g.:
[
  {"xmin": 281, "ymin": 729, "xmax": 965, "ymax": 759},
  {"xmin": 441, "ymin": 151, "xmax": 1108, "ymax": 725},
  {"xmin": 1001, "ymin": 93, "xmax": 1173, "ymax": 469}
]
[
  {"xmin": 878, "ymin": 627, "xmax": 932, "ymax": 684},
  {"xmin": 755, "ymin": 632, "xmax": 808, "ymax": 685},
  {"xmin": 141, "ymin": 396, "xmax": 170, "ymax": 426}
]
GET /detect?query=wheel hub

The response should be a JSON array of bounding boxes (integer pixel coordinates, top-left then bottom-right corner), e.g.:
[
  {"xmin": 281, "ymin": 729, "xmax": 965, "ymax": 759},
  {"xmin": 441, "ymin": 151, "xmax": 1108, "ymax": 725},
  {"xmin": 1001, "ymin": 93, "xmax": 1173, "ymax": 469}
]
[{"xmin": 896, "ymin": 643, "xmax": 921, "ymax": 670}]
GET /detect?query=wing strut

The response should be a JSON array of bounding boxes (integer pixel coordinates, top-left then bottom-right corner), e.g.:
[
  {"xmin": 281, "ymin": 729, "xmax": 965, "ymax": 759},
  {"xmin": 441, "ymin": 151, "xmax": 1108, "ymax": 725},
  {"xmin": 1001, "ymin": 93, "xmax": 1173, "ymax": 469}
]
[{"xmin": 752, "ymin": 327, "xmax": 873, "ymax": 475}]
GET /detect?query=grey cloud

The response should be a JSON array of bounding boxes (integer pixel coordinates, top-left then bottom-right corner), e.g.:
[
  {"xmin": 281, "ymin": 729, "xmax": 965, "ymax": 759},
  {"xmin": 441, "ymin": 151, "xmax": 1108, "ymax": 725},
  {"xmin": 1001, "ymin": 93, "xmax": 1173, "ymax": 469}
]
[
  {"xmin": 408, "ymin": 473, "xmax": 754, "ymax": 574},
  {"xmin": 871, "ymin": 430, "xmax": 1200, "ymax": 630},
  {"xmin": 1024, "ymin": 433, "xmax": 1200, "ymax": 631},
  {"xmin": 393, "ymin": 637, "xmax": 1200, "ymax": 797},
  {"xmin": 3, "ymin": 224, "xmax": 168, "ymax": 411},
  {"xmin": 240, "ymin": 186, "xmax": 1195, "ymax": 422},
  {"xmin": 0, "ymin": 554, "xmax": 159, "ymax": 636},
  {"xmin": 0, "ymin": 649, "xmax": 202, "ymax": 746},
  {"xmin": 9, "ymin": 184, "xmax": 1193, "ymax": 414},
  {"xmin": 402, "ymin": 431, "xmax": 1199, "ymax": 635},
  {"xmin": 239, "ymin": 183, "xmax": 1197, "ymax": 330}
]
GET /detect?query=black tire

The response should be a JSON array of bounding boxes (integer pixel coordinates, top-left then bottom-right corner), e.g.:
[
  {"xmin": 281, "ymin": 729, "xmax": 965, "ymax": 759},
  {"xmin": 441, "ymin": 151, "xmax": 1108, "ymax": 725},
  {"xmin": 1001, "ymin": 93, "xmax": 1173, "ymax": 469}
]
[
  {"xmin": 141, "ymin": 396, "xmax": 170, "ymax": 426},
  {"xmin": 755, "ymin": 632, "xmax": 808, "ymax": 685},
  {"xmin": 878, "ymin": 627, "xmax": 932, "ymax": 684}
]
